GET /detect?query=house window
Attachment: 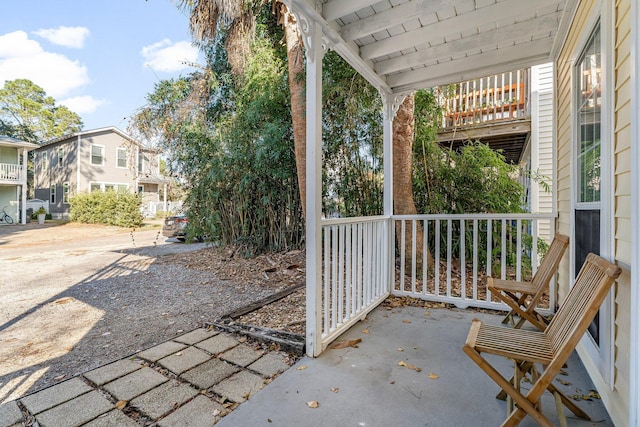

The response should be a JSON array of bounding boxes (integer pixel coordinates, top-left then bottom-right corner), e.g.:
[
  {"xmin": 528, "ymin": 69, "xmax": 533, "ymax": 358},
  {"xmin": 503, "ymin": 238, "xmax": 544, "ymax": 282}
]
[
  {"xmin": 90, "ymin": 182, "xmax": 129, "ymax": 193},
  {"xmin": 50, "ymin": 185, "xmax": 56, "ymax": 204},
  {"xmin": 63, "ymin": 182, "xmax": 70, "ymax": 204},
  {"xmin": 116, "ymin": 148, "xmax": 128, "ymax": 168},
  {"xmin": 138, "ymin": 185, "xmax": 144, "ymax": 193},
  {"xmin": 42, "ymin": 152, "xmax": 47, "ymax": 168},
  {"xmin": 91, "ymin": 144, "xmax": 104, "ymax": 165},
  {"xmin": 138, "ymin": 153, "xmax": 145, "ymax": 174},
  {"xmin": 57, "ymin": 147, "xmax": 64, "ymax": 166}
]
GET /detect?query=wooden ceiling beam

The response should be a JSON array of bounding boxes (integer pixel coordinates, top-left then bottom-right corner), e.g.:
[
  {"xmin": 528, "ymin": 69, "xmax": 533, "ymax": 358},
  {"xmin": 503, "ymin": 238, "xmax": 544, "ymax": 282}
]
[
  {"xmin": 322, "ymin": 0, "xmax": 380, "ymax": 22},
  {"xmin": 340, "ymin": 0, "xmax": 451, "ymax": 42},
  {"xmin": 375, "ymin": 14, "xmax": 560, "ymax": 76},
  {"xmin": 360, "ymin": 0, "xmax": 562, "ymax": 60},
  {"xmin": 386, "ymin": 39, "xmax": 551, "ymax": 91}
]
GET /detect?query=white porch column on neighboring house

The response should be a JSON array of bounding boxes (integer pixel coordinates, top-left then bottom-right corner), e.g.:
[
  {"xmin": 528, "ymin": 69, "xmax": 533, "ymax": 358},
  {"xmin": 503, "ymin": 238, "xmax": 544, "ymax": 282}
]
[
  {"xmin": 301, "ymin": 14, "xmax": 325, "ymax": 357},
  {"xmin": 630, "ymin": 0, "xmax": 640, "ymax": 425},
  {"xmin": 21, "ymin": 148, "xmax": 27, "ymax": 224}
]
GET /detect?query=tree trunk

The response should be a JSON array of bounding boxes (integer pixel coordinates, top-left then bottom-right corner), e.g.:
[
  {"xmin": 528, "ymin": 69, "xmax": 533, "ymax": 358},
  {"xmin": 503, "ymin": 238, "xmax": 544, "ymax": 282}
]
[
  {"xmin": 280, "ymin": 4, "xmax": 307, "ymax": 219},
  {"xmin": 393, "ymin": 93, "xmax": 434, "ymax": 269}
]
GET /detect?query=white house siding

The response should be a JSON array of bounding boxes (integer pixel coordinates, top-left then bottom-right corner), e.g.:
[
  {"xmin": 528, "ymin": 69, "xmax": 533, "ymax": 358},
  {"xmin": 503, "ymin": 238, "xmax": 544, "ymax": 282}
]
[
  {"xmin": 529, "ymin": 62, "xmax": 555, "ymax": 241},
  {"xmin": 612, "ymin": 0, "xmax": 632, "ymax": 421},
  {"xmin": 557, "ymin": 0, "xmax": 631, "ymax": 425}
]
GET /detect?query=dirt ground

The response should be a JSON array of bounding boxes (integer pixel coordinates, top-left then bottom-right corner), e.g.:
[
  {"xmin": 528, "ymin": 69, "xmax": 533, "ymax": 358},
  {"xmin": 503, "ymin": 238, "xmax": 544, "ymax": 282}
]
[{"xmin": 0, "ymin": 221, "xmax": 305, "ymax": 403}]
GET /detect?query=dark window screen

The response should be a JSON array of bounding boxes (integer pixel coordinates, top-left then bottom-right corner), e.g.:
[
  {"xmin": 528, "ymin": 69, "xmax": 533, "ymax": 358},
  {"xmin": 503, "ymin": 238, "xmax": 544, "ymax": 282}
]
[{"xmin": 575, "ymin": 209, "xmax": 600, "ymax": 344}]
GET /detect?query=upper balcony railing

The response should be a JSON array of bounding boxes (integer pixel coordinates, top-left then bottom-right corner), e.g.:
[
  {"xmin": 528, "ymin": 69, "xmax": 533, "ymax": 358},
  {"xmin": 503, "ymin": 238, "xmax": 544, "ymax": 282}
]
[
  {"xmin": 0, "ymin": 163, "xmax": 23, "ymax": 182},
  {"xmin": 438, "ymin": 69, "xmax": 530, "ymax": 130}
]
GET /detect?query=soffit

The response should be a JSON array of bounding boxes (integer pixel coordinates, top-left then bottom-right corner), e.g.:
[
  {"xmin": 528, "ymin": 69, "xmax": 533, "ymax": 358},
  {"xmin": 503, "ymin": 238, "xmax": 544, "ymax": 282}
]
[{"xmin": 289, "ymin": 0, "xmax": 572, "ymax": 93}]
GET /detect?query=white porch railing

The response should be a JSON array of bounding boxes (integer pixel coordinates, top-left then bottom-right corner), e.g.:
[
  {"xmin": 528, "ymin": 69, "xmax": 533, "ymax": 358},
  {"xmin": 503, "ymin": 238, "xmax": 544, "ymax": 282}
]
[
  {"xmin": 393, "ymin": 214, "xmax": 556, "ymax": 310},
  {"xmin": 0, "ymin": 163, "xmax": 22, "ymax": 182},
  {"xmin": 313, "ymin": 213, "xmax": 556, "ymax": 352},
  {"xmin": 318, "ymin": 216, "xmax": 391, "ymax": 352}
]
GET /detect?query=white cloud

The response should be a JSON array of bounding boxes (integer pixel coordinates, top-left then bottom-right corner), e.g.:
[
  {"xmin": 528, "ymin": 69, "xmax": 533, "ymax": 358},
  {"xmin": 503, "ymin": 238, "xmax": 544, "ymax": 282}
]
[
  {"xmin": 34, "ymin": 26, "xmax": 90, "ymax": 49},
  {"xmin": 0, "ymin": 30, "xmax": 90, "ymax": 98},
  {"xmin": 141, "ymin": 39, "xmax": 198, "ymax": 73},
  {"xmin": 59, "ymin": 96, "xmax": 107, "ymax": 114}
]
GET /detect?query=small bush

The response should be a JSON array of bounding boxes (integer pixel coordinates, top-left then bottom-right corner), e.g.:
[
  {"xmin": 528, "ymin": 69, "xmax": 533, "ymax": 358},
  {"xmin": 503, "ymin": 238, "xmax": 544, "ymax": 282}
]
[{"xmin": 70, "ymin": 191, "xmax": 144, "ymax": 227}]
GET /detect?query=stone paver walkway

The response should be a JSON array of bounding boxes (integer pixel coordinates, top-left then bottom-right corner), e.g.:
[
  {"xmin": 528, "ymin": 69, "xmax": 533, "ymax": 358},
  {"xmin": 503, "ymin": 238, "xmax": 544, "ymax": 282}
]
[{"xmin": 0, "ymin": 328, "xmax": 292, "ymax": 427}]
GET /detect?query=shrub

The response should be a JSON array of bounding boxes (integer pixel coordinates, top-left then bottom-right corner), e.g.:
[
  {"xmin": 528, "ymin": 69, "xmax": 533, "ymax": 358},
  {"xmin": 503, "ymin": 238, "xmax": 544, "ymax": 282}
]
[{"xmin": 70, "ymin": 191, "xmax": 144, "ymax": 228}]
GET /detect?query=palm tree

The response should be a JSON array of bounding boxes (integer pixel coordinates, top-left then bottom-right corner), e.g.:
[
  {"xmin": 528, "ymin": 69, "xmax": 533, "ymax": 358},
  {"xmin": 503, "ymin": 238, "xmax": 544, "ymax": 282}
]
[
  {"xmin": 177, "ymin": 0, "xmax": 307, "ymax": 216},
  {"xmin": 394, "ymin": 94, "xmax": 434, "ymax": 267}
]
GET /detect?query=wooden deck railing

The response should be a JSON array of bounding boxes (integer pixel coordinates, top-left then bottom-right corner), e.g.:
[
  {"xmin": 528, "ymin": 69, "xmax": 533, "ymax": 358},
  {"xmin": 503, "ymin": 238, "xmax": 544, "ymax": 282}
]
[{"xmin": 438, "ymin": 69, "xmax": 530, "ymax": 129}]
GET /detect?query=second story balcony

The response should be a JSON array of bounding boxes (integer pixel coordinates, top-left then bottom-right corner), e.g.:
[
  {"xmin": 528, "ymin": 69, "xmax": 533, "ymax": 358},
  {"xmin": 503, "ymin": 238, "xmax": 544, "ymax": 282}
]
[
  {"xmin": 436, "ymin": 68, "xmax": 531, "ymax": 164},
  {"xmin": 0, "ymin": 162, "xmax": 24, "ymax": 183}
]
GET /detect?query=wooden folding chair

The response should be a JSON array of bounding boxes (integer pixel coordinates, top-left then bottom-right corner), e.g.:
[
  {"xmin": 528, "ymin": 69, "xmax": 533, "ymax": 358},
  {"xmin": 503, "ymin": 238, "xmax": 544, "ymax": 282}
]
[
  {"xmin": 489, "ymin": 233, "xmax": 569, "ymax": 331},
  {"xmin": 463, "ymin": 253, "xmax": 621, "ymax": 427}
]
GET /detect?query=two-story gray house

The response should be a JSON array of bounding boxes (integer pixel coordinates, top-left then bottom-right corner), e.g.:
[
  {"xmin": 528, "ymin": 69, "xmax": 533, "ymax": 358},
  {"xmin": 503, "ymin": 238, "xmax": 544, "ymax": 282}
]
[{"xmin": 33, "ymin": 127, "xmax": 169, "ymax": 219}]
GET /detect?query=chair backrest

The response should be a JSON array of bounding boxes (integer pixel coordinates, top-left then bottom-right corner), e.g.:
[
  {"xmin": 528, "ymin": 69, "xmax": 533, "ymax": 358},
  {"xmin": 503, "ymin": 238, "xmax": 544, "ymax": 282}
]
[
  {"xmin": 530, "ymin": 233, "xmax": 570, "ymax": 290},
  {"xmin": 544, "ymin": 253, "xmax": 621, "ymax": 355}
]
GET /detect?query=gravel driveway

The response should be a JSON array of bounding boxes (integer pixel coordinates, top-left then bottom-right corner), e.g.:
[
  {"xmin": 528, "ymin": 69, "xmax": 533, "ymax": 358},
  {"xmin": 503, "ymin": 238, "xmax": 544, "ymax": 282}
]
[{"xmin": 0, "ymin": 222, "xmax": 280, "ymax": 403}]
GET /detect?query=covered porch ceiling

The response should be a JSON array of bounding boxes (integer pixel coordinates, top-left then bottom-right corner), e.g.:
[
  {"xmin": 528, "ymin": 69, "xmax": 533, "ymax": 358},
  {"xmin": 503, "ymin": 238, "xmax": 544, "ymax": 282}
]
[{"xmin": 288, "ymin": 0, "xmax": 575, "ymax": 94}]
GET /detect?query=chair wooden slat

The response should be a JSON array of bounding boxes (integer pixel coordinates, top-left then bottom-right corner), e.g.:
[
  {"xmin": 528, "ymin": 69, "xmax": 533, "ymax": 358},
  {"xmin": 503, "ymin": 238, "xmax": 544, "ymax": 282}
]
[
  {"xmin": 463, "ymin": 253, "xmax": 621, "ymax": 426},
  {"xmin": 489, "ymin": 233, "xmax": 569, "ymax": 331}
]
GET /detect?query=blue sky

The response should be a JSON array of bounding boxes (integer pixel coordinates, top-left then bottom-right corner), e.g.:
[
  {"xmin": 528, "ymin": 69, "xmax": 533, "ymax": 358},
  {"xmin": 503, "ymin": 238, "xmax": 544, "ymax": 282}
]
[{"xmin": 0, "ymin": 0, "xmax": 200, "ymax": 132}]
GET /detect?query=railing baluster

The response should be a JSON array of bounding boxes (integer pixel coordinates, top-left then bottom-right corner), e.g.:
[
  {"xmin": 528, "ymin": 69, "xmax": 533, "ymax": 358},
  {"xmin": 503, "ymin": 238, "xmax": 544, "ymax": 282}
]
[
  {"xmin": 331, "ymin": 226, "xmax": 338, "ymax": 330},
  {"xmin": 473, "ymin": 219, "xmax": 478, "ymax": 301},
  {"xmin": 516, "ymin": 219, "xmax": 522, "ymax": 281},
  {"xmin": 400, "ymin": 219, "xmax": 406, "ymax": 292},
  {"xmin": 338, "ymin": 224, "xmax": 345, "ymax": 324},
  {"xmin": 435, "ymin": 219, "xmax": 441, "ymax": 296},
  {"xmin": 324, "ymin": 226, "xmax": 330, "ymax": 334},
  {"xmin": 486, "ymin": 219, "xmax": 492, "ymax": 301},
  {"xmin": 411, "ymin": 220, "xmax": 417, "ymax": 294},
  {"xmin": 446, "ymin": 219, "xmax": 452, "ymax": 297},
  {"xmin": 501, "ymin": 219, "xmax": 507, "ymax": 280},
  {"xmin": 460, "ymin": 219, "xmax": 466, "ymax": 300},
  {"xmin": 423, "ymin": 219, "xmax": 428, "ymax": 295},
  {"xmin": 346, "ymin": 223, "xmax": 352, "ymax": 317}
]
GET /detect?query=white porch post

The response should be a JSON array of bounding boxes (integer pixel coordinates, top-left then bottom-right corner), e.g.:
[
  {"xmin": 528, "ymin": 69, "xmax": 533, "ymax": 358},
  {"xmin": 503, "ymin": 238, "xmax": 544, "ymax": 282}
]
[
  {"xmin": 21, "ymin": 148, "xmax": 28, "ymax": 224},
  {"xmin": 303, "ymin": 17, "xmax": 325, "ymax": 357},
  {"xmin": 381, "ymin": 92, "xmax": 395, "ymax": 290},
  {"xmin": 630, "ymin": 1, "xmax": 640, "ymax": 425}
]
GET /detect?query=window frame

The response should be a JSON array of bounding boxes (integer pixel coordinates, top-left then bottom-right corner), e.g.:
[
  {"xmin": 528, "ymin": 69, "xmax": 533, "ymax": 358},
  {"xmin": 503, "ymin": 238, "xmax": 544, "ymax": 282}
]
[
  {"xmin": 57, "ymin": 147, "xmax": 64, "ymax": 167},
  {"xmin": 63, "ymin": 182, "xmax": 70, "ymax": 204},
  {"xmin": 90, "ymin": 144, "xmax": 105, "ymax": 166},
  {"xmin": 50, "ymin": 184, "xmax": 56, "ymax": 204},
  {"xmin": 41, "ymin": 151, "xmax": 47, "ymax": 168},
  {"xmin": 116, "ymin": 147, "xmax": 128, "ymax": 169}
]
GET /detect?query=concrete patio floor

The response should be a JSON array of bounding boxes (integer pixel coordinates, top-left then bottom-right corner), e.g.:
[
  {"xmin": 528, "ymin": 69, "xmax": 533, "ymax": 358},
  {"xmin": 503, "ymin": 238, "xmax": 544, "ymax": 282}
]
[{"xmin": 220, "ymin": 305, "xmax": 614, "ymax": 427}]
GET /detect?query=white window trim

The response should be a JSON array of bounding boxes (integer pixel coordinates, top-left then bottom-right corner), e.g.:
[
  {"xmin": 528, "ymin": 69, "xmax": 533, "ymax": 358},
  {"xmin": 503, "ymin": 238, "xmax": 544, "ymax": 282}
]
[
  {"xmin": 57, "ymin": 147, "xmax": 64, "ymax": 167},
  {"xmin": 116, "ymin": 147, "xmax": 128, "ymax": 169},
  {"xmin": 90, "ymin": 144, "xmax": 105, "ymax": 166},
  {"xmin": 569, "ymin": 0, "xmax": 615, "ymax": 388},
  {"xmin": 63, "ymin": 182, "xmax": 70, "ymax": 204},
  {"xmin": 89, "ymin": 181, "xmax": 130, "ymax": 192}
]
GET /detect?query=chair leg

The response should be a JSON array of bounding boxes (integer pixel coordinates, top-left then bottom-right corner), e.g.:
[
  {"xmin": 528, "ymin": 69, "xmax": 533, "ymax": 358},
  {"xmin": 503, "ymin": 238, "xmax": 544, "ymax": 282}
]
[
  {"xmin": 463, "ymin": 345, "xmax": 554, "ymax": 427},
  {"xmin": 553, "ymin": 391, "xmax": 568, "ymax": 427}
]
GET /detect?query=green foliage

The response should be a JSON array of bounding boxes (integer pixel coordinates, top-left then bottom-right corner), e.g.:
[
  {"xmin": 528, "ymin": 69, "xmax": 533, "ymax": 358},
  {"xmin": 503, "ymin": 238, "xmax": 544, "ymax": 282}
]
[
  {"xmin": 322, "ymin": 51, "xmax": 383, "ymax": 217},
  {"xmin": 70, "ymin": 191, "xmax": 144, "ymax": 228},
  {"xmin": 0, "ymin": 79, "xmax": 83, "ymax": 143},
  {"xmin": 131, "ymin": 14, "xmax": 303, "ymax": 254}
]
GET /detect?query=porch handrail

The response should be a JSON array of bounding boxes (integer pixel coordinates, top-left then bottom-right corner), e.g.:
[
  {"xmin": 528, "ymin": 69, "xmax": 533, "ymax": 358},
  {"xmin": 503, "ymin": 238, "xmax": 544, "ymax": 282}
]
[{"xmin": 392, "ymin": 213, "xmax": 557, "ymax": 311}]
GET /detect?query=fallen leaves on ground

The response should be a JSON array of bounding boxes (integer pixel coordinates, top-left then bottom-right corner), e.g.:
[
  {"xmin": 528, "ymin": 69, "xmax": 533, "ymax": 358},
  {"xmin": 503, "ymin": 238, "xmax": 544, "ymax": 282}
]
[
  {"xmin": 296, "ymin": 365, "xmax": 307, "ymax": 371},
  {"xmin": 306, "ymin": 401, "xmax": 319, "ymax": 408},
  {"xmin": 331, "ymin": 338, "xmax": 362, "ymax": 349},
  {"xmin": 428, "ymin": 373, "xmax": 439, "ymax": 379}
]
